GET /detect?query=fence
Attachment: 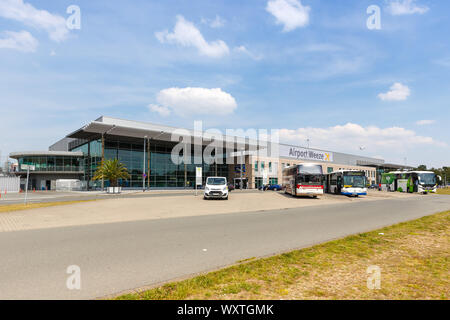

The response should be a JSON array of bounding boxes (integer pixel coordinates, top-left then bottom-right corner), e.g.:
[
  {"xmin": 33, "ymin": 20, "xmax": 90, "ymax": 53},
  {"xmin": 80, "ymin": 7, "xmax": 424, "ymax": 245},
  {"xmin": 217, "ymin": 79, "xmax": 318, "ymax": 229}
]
[
  {"xmin": 0, "ymin": 176, "xmax": 20, "ymax": 193},
  {"xmin": 55, "ymin": 179, "xmax": 85, "ymax": 192}
]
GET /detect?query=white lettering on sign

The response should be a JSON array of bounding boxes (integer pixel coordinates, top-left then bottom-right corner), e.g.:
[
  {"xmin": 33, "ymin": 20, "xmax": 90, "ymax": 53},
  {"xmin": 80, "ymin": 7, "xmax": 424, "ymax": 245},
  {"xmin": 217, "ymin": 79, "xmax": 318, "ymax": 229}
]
[{"xmin": 279, "ymin": 145, "xmax": 333, "ymax": 162}]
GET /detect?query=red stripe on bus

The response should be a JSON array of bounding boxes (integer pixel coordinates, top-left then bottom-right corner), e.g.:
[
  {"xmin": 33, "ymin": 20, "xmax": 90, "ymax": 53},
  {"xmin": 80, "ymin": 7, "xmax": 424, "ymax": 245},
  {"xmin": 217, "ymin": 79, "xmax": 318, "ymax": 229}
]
[{"xmin": 297, "ymin": 185, "xmax": 323, "ymax": 189}]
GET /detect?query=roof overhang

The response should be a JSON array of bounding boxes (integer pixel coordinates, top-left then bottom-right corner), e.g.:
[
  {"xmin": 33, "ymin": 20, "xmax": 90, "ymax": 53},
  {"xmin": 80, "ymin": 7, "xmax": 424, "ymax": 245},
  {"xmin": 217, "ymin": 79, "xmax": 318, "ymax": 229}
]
[
  {"xmin": 9, "ymin": 151, "xmax": 84, "ymax": 159},
  {"xmin": 66, "ymin": 118, "xmax": 263, "ymax": 151}
]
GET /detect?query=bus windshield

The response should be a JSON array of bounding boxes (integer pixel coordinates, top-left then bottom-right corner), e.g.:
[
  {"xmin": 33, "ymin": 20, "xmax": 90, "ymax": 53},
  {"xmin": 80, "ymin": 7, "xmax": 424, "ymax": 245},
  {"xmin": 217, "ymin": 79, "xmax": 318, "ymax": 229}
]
[
  {"xmin": 418, "ymin": 173, "xmax": 436, "ymax": 185},
  {"xmin": 298, "ymin": 165, "xmax": 323, "ymax": 175},
  {"xmin": 298, "ymin": 174, "xmax": 323, "ymax": 184},
  {"xmin": 343, "ymin": 175, "xmax": 366, "ymax": 188}
]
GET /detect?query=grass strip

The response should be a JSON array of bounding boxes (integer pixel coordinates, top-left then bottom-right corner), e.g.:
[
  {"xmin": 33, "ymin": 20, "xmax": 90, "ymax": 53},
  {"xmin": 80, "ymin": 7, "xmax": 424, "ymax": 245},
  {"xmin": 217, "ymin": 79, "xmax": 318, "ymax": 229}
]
[{"xmin": 116, "ymin": 210, "xmax": 449, "ymax": 300}]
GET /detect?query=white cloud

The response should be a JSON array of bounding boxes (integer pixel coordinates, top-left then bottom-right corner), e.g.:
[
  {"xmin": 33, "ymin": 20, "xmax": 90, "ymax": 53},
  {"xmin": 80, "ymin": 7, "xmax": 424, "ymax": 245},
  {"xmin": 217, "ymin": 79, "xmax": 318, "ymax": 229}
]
[
  {"xmin": 154, "ymin": 87, "xmax": 237, "ymax": 116},
  {"xmin": 148, "ymin": 104, "xmax": 171, "ymax": 117},
  {"xmin": 201, "ymin": 15, "xmax": 226, "ymax": 28},
  {"xmin": 416, "ymin": 120, "xmax": 435, "ymax": 126},
  {"xmin": 234, "ymin": 46, "xmax": 263, "ymax": 61},
  {"xmin": 155, "ymin": 15, "xmax": 230, "ymax": 58},
  {"xmin": 301, "ymin": 43, "xmax": 343, "ymax": 53},
  {"xmin": 266, "ymin": 0, "xmax": 310, "ymax": 32},
  {"xmin": 378, "ymin": 82, "xmax": 411, "ymax": 101},
  {"xmin": 0, "ymin": 0, "xmax": 69, "ymax": 42},
  {"xmin": 386, "ymin": 0, "xmax": 429, "ymax": 15},
  {"xmin": 279, "ymin": 123, "xmax": 446, "ymax": 156},
  {"xmin": 0, "ymin": 30, "xmax": 38, "ymax": 52}
]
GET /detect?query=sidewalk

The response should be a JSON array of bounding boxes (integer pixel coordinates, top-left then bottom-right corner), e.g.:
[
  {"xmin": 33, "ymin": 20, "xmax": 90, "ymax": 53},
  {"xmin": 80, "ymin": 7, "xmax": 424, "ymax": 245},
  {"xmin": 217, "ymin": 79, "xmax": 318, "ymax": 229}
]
[{"xmin": 0, "ymin": 189, "xmax": 207, "ymax": 205}]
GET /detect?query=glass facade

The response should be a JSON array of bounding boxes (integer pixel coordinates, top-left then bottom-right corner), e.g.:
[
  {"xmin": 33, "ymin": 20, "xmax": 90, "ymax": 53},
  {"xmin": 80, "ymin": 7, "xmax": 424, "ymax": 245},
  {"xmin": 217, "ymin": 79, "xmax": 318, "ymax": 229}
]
[
  {"xmin": 16, "ymin": 155, "xmax": 84, "ymax": 172},
  {"xmin": 71, "ymin": 138, "xmax": 229, "ymax": 189}
]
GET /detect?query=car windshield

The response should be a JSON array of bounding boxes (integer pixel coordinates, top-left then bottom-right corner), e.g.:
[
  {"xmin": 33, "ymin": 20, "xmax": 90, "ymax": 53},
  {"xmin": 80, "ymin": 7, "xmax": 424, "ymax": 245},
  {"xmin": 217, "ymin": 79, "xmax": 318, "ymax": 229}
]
[
  {"xmin": 207, "ymin": 178, "xmax": 226, "ymax": 185},
  {"xmin": 419, "ymin": 173, "xmax": 436, "ymax": 185},
  {"xmin": 343, "ymin": 175, "xmax": 366, "ymax": 188}
]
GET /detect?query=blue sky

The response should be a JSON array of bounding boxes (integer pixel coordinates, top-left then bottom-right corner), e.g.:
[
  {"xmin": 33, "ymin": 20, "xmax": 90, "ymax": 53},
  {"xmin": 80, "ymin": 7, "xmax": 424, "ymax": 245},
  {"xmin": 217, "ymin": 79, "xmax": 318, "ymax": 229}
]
[{"xmin": 0, "ymin": 0, "xmax": 449, "ymax": 167}]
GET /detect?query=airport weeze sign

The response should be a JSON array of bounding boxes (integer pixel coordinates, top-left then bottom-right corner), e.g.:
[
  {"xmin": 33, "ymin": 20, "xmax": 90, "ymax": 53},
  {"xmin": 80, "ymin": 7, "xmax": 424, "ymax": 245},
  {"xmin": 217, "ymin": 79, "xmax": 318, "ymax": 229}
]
[{"xmin": 279, "ymin": 145, "xmax": 333, "ymax": 162}]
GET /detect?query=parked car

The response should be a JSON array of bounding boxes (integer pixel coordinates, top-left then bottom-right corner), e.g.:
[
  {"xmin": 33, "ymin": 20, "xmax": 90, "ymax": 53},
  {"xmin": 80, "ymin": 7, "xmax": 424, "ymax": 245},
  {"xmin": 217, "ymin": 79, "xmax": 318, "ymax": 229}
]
[
  {"xmin": 204, "ymin": 177, "xmax": 229, "ymax": 200},
  {"xmin": 267, "ymin": 184, "xmax": 282, "ymax": 191},
  {"xmin": 368, "ymin": 184, "xmax": 381, "ymax": 191}
]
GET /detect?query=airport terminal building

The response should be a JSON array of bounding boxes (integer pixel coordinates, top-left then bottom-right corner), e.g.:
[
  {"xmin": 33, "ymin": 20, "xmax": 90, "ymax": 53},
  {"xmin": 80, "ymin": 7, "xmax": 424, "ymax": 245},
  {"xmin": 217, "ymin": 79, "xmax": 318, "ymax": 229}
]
[{"xmin": 9, "ymin": 116, "xmax": 410, "ymax": 190}]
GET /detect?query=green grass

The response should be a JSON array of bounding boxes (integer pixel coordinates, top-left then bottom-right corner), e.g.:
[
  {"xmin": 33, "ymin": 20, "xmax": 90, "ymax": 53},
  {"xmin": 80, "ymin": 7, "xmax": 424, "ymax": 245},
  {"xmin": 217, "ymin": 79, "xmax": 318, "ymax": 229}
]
[
  {"xmin": 437, "ymin": 188, "xmax": 450, "ymax": 195},
  {"xmin": 116, "ymin": 210, "xmax": 450, "ymax": 300}
]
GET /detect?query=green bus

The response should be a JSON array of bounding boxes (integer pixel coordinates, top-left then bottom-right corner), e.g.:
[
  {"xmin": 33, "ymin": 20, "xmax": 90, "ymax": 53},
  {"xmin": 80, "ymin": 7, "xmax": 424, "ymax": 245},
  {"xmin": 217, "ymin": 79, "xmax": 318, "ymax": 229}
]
[{"xmin": 381, "ymin": 171, "xmax": 439, "ymax": 194}]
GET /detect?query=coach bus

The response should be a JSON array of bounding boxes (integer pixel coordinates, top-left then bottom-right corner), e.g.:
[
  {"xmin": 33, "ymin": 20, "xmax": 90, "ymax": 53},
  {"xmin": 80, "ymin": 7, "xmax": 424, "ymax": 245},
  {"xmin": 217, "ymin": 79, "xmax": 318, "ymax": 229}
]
[
  {"xmin": 381, "ymin": 171, "xmax": 407, "ymax": 192},
  {"xmin": 381, "ymin": 171, "xmax": 439, "ymax": 193},
  {"xmin": 405, "ymin": 171, "xmax": 439, "ymax": 193},
  {"xmin": 393, "ymin": 171, "xmax": 439, "ymax": 193},
  {"xmin": 282, "ymin": 163, "xmax": 324, "ymax": 198},
  {"xmin": 326, "ymin": 170, "xmax": 367, "ymax": 197}
]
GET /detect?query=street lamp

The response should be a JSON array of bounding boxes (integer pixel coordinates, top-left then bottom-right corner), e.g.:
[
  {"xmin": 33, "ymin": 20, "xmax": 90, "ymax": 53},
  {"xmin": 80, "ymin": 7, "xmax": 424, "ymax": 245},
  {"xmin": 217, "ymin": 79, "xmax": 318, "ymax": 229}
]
[{"xmin": 240, "ymin": 147, "xmax": 244, "ymax": 190}]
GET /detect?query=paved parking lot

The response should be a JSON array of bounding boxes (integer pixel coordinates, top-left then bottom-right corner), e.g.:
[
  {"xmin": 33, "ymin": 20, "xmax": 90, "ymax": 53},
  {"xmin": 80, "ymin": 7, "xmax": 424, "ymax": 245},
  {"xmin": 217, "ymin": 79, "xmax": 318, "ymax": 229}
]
[
  {"xmin": 0, "ymin": 190, "xmax": 419, "ymax": 232},
  {"xmin": 0, "ymin": 189, "xmax": 203, "ymax": 206}
]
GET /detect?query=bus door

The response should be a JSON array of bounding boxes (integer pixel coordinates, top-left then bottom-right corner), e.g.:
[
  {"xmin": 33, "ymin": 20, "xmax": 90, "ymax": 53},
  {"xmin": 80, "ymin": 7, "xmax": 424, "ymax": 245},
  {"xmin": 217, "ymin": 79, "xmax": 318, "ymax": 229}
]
[{"xmin": 336, "ymin": 175, "xmax": 343, "ymax": 194}]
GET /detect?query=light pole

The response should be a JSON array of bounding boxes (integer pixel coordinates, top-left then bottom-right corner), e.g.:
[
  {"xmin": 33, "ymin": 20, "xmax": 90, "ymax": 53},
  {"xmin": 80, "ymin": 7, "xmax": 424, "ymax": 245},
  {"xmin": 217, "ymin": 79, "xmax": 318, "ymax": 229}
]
[
  {"xmin": 240, "ymin": 147, "xmax": 244, "ymax": 190},
  {"xmin": 101, "ymin": 133, "xmax": 105, "ymax": 191},
  {"xmin": 24, "ymin": 166, "xmax": 30, "ymax": 204},
  {"xmin": 143, "ymin": 135, "xmax": 147, "ymax": 192}
]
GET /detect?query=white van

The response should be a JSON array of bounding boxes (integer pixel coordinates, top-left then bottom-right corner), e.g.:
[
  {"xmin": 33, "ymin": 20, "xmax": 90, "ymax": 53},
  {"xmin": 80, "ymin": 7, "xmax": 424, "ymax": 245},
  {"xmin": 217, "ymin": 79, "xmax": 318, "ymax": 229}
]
[{"xmin": 204, "ymin": 177, "xmax": 229, "ymax": 200}]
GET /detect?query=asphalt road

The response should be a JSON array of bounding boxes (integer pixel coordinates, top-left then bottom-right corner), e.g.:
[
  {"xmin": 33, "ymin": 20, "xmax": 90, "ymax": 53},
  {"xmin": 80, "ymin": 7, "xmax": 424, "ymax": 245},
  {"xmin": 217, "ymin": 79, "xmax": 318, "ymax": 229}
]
[{"xmin": 0, "ymin": 195, "xmax": 449, "ymax": 299}]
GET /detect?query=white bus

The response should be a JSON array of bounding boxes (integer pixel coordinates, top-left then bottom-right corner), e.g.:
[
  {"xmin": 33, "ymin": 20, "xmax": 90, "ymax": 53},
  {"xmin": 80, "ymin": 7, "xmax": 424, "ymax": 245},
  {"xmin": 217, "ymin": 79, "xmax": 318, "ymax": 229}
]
[
  {"xmin": 282, "ymin": 163, "xmax": 324, "ymax": 198},
  {"xmin": 381, "ymin": 170, "xmax": 439, "ymax": 193},
  {"xmin": 406, "ymin": 171, "xmax": 439, "ymax": 193},
  {"xmin": 326, "ymin": 170, "xmax": 367, "ymax": 197}
]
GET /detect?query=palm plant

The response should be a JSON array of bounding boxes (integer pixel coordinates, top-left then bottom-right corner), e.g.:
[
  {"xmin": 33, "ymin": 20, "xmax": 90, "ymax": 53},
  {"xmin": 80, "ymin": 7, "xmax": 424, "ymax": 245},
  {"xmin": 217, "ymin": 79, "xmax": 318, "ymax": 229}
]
[{"xmin": 92, "ymin": 159, "xmax": 130, "ymax": 187}]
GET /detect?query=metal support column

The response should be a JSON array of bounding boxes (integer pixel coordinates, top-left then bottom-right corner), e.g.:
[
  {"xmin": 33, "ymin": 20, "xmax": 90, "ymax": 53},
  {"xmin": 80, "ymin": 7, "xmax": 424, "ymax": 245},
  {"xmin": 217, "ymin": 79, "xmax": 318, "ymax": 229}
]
[
  {"xmin": 147, "ymin": 138, "xmax": 150, "ymax": 190},
  {"xmin": 101, "ymin": 133, "xmax": 105, "ymax": 191},
  {"xmin": 143, "ymin": 136, "xmax": 147, "ymax": 192}
]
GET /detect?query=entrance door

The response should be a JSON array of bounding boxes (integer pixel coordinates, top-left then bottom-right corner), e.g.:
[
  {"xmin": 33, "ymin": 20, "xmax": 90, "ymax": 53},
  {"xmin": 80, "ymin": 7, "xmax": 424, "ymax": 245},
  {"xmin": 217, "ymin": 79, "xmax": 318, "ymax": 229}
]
[
  {"xmin": 46, "ymin": 180, "xmax": 51, "ymax": 191},
  {"xmin": 234, "ymin": 178, "xmax": 249, "ymax": 189}
]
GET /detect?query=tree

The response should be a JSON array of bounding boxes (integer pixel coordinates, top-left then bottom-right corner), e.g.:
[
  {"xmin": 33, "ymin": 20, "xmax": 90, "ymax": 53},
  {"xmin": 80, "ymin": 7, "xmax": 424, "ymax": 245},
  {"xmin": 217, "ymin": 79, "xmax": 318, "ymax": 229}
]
[
  {"xmin": 92, "ymin": 159, "xmax": 130, "ymax": 187},
  {"xmin": 416, "ymin": 165, "xmax": 427, "ymax": 171}
]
